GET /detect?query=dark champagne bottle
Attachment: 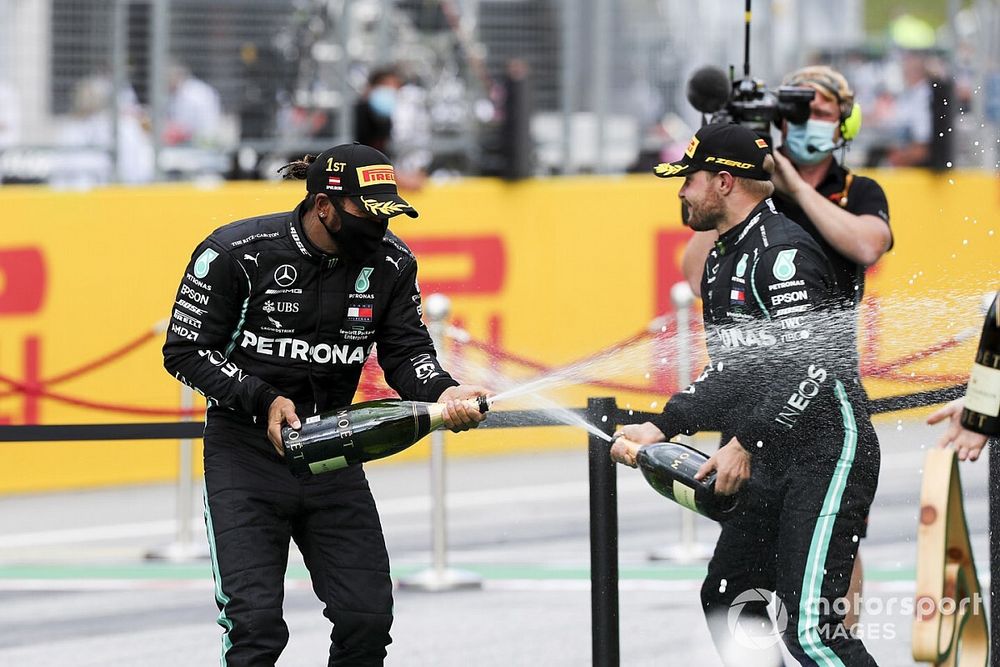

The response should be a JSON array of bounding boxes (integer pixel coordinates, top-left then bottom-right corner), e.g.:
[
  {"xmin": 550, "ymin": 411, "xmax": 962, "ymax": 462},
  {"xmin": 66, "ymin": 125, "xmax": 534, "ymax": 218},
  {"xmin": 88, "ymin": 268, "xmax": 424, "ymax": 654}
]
[
  {"xmin": 961, "ymin": 292, "xmax": 1000, "ymax": 436},
  {"xmin": 635, "ymin": 441, "xmax": 740, "ymax": 522},
  {"xmin": 283, "ymin": 396, "xmax": 490, "ymax": 477}
]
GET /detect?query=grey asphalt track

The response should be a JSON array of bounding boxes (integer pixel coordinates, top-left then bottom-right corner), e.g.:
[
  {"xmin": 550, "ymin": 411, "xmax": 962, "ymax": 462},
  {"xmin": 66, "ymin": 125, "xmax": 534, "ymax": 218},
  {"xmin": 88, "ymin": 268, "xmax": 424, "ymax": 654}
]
[{"xmin": 0, "ymin": 416, "xmax": 990, "ymax": 666}]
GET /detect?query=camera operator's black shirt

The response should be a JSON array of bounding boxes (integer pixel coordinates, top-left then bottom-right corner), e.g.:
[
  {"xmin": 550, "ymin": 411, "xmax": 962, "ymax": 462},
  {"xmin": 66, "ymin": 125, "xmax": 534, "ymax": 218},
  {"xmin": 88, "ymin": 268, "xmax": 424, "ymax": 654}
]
[{"xmin": 773, "ymin": 158, "xmax": 892, "ymax": 308}]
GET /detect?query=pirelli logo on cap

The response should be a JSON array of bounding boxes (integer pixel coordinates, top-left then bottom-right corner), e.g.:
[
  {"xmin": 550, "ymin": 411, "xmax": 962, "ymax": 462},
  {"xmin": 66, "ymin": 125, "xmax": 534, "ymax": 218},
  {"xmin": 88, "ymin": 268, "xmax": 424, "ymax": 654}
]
[
  {"xmin": 684, "ymin": 136, "xmax": 700, "ymax": 159},
  {"xmin": 357, "ymin": 164, "xmax": 397, "ymax": 187},
  {"xmin": 755, "ymin": 138, "xmax": 768, "ymax": 149}
]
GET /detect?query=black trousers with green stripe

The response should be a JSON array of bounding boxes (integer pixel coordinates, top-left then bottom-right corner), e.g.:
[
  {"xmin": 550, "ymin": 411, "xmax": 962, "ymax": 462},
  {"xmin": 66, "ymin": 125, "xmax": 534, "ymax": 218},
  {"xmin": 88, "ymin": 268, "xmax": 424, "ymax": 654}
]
[
  {"xmin": 701, "ymin": 396, "xmax": 881, "ymax": 666},
  {"xmin": 203, "ymin": 419, "xmax": 393, "ymax": 667}
]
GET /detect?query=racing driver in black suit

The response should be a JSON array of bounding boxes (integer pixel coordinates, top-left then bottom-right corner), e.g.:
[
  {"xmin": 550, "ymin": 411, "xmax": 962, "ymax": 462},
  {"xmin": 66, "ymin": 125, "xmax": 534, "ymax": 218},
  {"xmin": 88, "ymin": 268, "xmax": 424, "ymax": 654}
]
[
  {"xmin": 163, "ymin": 143, "xmax": 488, "ymax": 667},
  {"xmin": 611, "ymin": 123, "xmax": 880, "ymax": 666}
]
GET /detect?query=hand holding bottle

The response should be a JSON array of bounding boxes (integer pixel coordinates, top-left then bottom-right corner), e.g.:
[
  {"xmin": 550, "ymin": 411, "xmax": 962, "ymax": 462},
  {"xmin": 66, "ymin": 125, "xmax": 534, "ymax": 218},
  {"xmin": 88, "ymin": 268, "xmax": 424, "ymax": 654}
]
[
  {"xmin": 610, "ymin": 422, "xmax": 668, "ymax": 467},
  {"xmin": 927, "ymin": 398, "xmax": 989, "ymax": 462},
  {"xmin": 612, "ymin": 422, "xmax": 668, "ymax": 445},
  {"xmin": 438, "ymin": 385, "xmax": 492, "ymax": 432},
  {"xmin": 694, "ymin": 437, "xmax": 751, "ymax": 495},
  {"xmin": 267, "ymin": 396, "xmax": 301, "ymax": 456},
  {"xmin": 609, "ymin": 437, "xmax": 641, "ymax": 468}
]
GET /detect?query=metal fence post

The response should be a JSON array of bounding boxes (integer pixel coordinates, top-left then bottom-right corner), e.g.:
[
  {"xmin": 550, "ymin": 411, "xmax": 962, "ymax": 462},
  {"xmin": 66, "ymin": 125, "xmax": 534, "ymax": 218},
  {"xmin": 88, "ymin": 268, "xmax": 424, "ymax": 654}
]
[
  {"xmin": 590, "ymin": 0, "xmax": 611, "ymax": 173},
  {"xmin": 149, "ymin": 0, "xmax": 169, "ymax": 181},
  {"xmin": 649, "ymin": 282, "xmax": 713, "ymax": 562},
  {"xmin": 588, "ymin": 396, "xmax": 619, "ymax": 667},
  {"xmin": 559, "ymin": 0, "xmax": 578, "ymax": 173},
  {"xmin": 399, "ymin": 293, "xmax": 481, "ymax": 591},
  {"xmin": 110, "ymin": 0, "xmax": 127, "ymax": 183},
  {"xmin": 146, "ymin": 384, "xmax": 207, "ymax": 561}
]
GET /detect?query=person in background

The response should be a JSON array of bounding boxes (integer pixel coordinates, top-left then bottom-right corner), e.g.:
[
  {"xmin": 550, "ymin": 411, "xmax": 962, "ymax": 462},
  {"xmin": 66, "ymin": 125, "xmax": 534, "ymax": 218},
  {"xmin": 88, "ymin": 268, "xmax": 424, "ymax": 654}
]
[
  {"xmin": 884, "ymin": 50, "xmax": 933, "ymax": 167},
  {"xmin": 352, "ymin": 66, "xmax": 429, "ymax": 191},
  {"xmin": 353, "ymin": 66, "xmax": 403, "ymax": 157},
  {"xmin": 680, "ymin": 65, "xmax": 893, "ymax": 632},
  {"xmin": 0, "ymin": 80, "xmax": 20, "ymax": 150},
  {"xmin": 165, "ymin": 62, "xmax": 222, "ymax": 146},
  {"xmin": 389, "ymin": 71, "xmax": 433, "ymax": 189},
  {"xmin": 53, "ymin": 75, "xmax": 153, "ymax": 187}
]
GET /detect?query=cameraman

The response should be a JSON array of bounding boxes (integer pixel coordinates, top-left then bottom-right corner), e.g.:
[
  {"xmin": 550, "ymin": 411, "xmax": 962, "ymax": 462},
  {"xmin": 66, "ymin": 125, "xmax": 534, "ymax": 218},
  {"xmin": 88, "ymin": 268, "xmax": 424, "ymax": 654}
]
[{"xmin": 680, "ymin": 65, "xmax": 893, "ymax": 630}]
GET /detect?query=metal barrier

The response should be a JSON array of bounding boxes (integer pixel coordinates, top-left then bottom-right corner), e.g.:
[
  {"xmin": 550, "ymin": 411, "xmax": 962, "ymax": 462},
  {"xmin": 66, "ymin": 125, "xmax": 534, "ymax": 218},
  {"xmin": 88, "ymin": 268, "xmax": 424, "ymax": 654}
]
[
  {"xmin": 145, "ymin": 386, "xmax": 207, "ymax": 561},
  {"xmin": 0, "ymin": 381, "xmax": 988, "ymax": 666},
  {"xmin": 400, "ymin": 294, "xmax": 481, "ymax": 591}
]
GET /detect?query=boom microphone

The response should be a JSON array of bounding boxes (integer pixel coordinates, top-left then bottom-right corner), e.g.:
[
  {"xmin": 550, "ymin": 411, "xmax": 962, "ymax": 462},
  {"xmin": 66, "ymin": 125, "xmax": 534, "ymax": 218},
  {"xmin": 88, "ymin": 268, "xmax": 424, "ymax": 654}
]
[{"xmin": 686, "ymin": 66, "xmax": 731, "ymax": 114}]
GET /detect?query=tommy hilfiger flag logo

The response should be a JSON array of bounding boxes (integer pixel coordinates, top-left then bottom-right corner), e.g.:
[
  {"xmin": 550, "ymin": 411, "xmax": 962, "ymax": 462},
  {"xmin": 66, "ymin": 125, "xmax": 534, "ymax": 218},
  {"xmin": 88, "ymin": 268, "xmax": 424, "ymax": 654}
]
[
  {"xmin": 730, "ymin": 288, "xmax": 745, "ymax": 305},
  {"xmin": 327, "ymin": 176, "xmax": 342, "ymax": 191},
  {"xmin": 347, "ymin": 306, "xmax": 373, "ymax": 320}
]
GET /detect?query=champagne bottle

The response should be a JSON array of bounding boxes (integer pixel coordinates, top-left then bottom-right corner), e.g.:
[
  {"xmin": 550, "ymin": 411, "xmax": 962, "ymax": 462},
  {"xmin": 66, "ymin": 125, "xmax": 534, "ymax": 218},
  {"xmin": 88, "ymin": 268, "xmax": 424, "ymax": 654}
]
[
  {"xmin": 961, "ymin": 291, "xmax": 1000, "ymax": 436},
  {"xmin": 283, "ymin": 396, "xmax": 490, "ymax": 477},
  {"xmin": 635, "ymin": 441, "xmax": 740, "ymax": 522}
]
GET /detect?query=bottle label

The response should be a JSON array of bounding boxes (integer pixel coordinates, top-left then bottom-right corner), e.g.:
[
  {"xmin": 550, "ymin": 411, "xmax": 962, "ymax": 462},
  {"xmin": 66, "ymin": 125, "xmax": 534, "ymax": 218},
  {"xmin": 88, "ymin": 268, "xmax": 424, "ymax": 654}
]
[
  {"xmin": 672, "ymin": 480, "xmax": 700, "ymax": 514},
  {"xmin": 309, "ymin": 455, "xmax": 349, "ymax": 474},
  {"xmin": 966, "ymin": 362, "xmax": 1000, "ymax": 418}
]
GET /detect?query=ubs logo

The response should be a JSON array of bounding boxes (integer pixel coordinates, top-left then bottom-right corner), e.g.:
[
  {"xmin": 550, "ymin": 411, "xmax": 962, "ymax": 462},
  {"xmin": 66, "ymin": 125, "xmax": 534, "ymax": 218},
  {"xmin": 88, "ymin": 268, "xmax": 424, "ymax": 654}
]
[{"xmin": 274, "ymin": 264, "xmax": 297, "ymax": 287}]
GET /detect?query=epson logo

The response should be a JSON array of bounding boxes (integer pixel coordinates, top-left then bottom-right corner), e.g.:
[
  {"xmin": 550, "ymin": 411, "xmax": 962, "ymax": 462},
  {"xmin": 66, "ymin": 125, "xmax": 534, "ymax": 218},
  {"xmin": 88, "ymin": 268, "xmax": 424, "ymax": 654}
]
[
  {"xmin": 240, "ymin": 330, "xmax": 369, "ymax": 365},
  {"xmin": 180, "ymin": 284, "xmax": 210, "ymax": 305},
  {"xmin": 771, "ymin": 290, "xmax": 808, "ymax": 306}
]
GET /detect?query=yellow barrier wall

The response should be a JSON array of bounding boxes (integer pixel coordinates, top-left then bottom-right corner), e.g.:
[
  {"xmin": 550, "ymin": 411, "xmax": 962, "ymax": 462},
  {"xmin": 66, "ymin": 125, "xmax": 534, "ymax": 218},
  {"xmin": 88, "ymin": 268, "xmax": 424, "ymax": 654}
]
[{"xmin": 0, "ymin": 170, "xmax": 997, "ymax": 493}]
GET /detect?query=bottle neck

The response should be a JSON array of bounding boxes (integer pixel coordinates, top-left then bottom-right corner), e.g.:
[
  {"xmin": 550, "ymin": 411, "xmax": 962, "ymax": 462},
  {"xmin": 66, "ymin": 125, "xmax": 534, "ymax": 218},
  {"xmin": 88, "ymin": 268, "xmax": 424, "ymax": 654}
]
[
  {"xmin": 426, "ymin": 397, "xmax": 488, "ymax": 431},
  {"xmin": 426, "ymin": 402, "xmax": 446, "ymax": 431}
]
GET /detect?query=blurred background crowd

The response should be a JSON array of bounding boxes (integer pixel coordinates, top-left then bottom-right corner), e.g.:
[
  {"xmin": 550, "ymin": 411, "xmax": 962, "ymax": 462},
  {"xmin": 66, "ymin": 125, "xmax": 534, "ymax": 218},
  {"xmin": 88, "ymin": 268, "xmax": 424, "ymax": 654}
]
[{"xmin": 0, "ymin": 0, "xmax": 997, "ymax": 188}]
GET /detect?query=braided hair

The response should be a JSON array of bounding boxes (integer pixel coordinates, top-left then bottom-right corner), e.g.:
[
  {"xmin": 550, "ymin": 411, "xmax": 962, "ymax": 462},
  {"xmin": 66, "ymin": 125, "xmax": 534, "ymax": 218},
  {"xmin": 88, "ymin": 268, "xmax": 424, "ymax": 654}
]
[
  {"xmin": 276, "ymin": 154, "xmax": 317, "ymax": 181},
  {"xmin": 277, "ymin": 154, "xmax": 323, "ymax": 210}
]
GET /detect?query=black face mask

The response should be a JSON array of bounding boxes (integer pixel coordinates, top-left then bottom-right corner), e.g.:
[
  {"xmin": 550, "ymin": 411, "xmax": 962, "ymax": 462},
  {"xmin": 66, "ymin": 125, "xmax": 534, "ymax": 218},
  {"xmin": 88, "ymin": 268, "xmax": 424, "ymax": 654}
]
[{"xmin": 328, "ymin": 203, "xmax": 388, "ymax": 264}]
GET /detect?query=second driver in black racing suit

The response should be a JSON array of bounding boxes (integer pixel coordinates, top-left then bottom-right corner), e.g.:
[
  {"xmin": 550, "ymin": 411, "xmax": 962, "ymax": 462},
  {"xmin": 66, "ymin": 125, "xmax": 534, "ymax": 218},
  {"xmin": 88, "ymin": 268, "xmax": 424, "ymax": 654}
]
[
  {"xmin": 163, "ymin": 143, "xmax": 488, "ymax": 666},
  {"xmin": 612, "ymin": 123, "xmax": 880, "ymax": 666}
]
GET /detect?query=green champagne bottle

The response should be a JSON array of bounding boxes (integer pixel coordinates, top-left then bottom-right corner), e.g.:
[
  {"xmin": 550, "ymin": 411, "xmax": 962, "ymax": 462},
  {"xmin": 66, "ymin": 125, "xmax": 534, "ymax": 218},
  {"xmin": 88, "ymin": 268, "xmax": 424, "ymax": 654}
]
[
  {"xmin": 961, "ymin": 291, "xmax": 1000, "ymax": 436},
  {"xmin": 283, "ymin": 396, "xmax": 490, "ymax": 477},
  {"xmin": 635, "ymin": 441, "xmax": 740, "ymax": 522}
]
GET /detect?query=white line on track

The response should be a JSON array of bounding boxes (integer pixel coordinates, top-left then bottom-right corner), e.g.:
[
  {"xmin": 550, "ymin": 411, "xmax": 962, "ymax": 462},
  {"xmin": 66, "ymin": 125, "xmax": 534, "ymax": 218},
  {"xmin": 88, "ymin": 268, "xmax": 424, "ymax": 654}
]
[
  {"xmin": 0, "ymin": 577, "xmax": 948, "ymax": 593},
  {"xmin": 0, "ymin": 479, "xmax": 651, "ymax": 549}
]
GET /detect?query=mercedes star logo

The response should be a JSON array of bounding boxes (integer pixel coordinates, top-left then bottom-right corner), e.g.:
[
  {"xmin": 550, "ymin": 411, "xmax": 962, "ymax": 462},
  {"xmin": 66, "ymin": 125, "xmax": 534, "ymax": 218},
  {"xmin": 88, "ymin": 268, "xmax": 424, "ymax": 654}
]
[{"xmin": 274, "ymin": 264, "xmax": 297, "ymax": 287}]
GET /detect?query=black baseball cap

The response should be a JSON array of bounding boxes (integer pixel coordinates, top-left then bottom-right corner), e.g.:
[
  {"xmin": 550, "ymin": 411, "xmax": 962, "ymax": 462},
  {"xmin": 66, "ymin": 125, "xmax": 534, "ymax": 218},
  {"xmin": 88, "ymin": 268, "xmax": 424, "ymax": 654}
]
[
  {"xmin": 653, "ymin": 123, "xmax": 771, "ymax": 181},
  {"xmin": 306, "ymin": 143, "xmax": 418, "ymax": 218}
]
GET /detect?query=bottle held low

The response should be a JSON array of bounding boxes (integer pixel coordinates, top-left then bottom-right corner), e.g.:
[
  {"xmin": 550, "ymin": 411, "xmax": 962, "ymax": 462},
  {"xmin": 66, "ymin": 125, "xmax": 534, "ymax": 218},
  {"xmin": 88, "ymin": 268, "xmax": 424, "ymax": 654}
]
[
  {"xmin": 282, "ymin": 396, "xmax": 490, "ymax": 477},
  {"xmin": 635, "ymin": 441, "xmax": 740, "ymax": 522}
]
